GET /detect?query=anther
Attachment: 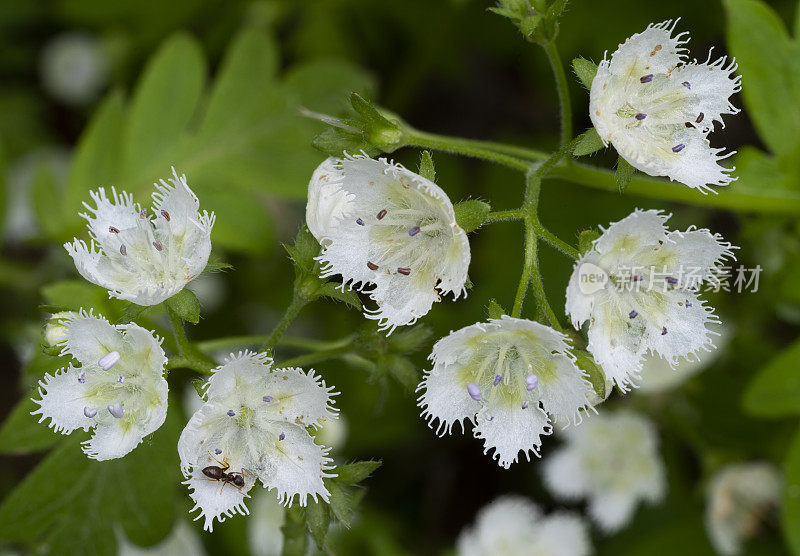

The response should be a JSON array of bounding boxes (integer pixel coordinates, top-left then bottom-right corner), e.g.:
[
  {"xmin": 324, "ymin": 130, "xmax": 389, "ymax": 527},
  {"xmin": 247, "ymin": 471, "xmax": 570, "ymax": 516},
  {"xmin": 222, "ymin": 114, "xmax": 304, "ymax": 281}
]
[
  {"xmin": 521, "ymin": 401, "xmax": 529, "ymax": 409},
  {"xmin": 493, "ymin": 374, "xmax": 502, "ymax": 387},
  {"xmin": 682, "ymin": 81, "xmax": 691, "ymax": 89},
  {"xmin": 629, "ymin": 310, "xmax": 638, "ymax": 319},
  {"xmin": 83, "ymin": 406, "xmax": 97, "ymax": 418},
  {"xmin": 78, "ymin": 372, "xmax": 86, "ymax": 384},
  {"xmin": 117, "ymin": 376, "xmax": 124, "ymax": 383},
  {"xmin": 685, "ymin": 299, "xmax": 692, "ymax": 308},
  {"xmin": 526, "ymin": 374, "xmax": 539, "ymax": 391},
  {"xmin": 397, "ymin": 267, "xmax": 411, "ymax": 275},
  {"xmin": 139, "ymin": 209, "xmax": 147, "ymax": 219},
  {"xmin": 215, "ymin": 449, "xmax": 222, "ymax": 455},
  {"xmin": 696, "ymin": 112, "xmax": 705, "ymax": 123},
  {"xmin": 640, "ymin": 74, "xmax": 653, "ymax": 83},
  {"xmin": 666, "ymin": 276, "xmax": 678, "ymax": 285},
  {"xmin": 263, "ymin": 395, "xmax": 273, "ymax": 402},
  {"xmin": 367, "ymin": 261, "xmax": 379, "ymax": 270},
  {"xmin": 661, "ymin": 327, "xmax": 668, "ymax": 335},
  {"xmin": 672, "ymin": 144, "xmax": 685, "ymax": 153},
  {"xmin": 153, "ymin": 240, "xmax": 163, "ymax": 251},
  {"xmin": 279, "ymin": 432, "xmax": 285, "ymax": 441},
  {"xmin": 98, "ymin": 351, "xmax": 120, "ymax": 371},
  {"xmin": 160, "ymin": 210, "xmax": 170, "ymax": 221},
  {"xmin": 408, "ymin": 226, "xmax": 421, "ymax": 237},
  {"xmin": 635, "ymin": 113, "xmax": 647, "ymax": 120},
  {"xmin": 107, "ymin": 403, "xmax": 124, "ymax": 419},
  {"xmin": 376, "ymin": 209, "xmax": 387, "ymax": 220},
  {"xmin": 227, "ymin": 409, "xmax": 236, "ymax": 417},
  {"xmin": 467, "ymin": 382, "xmax": 482, "ymax": 401},
  {"xmin": 109, "ymin": 226, "xmax": 120, "ymax": 234},
  {"xmin": 356, "ymin": 218, "xmax": 365, "ymax": 226},
  {"xmin": 119, "ymin": 244, "xmax": 127, "ymax": 256}
]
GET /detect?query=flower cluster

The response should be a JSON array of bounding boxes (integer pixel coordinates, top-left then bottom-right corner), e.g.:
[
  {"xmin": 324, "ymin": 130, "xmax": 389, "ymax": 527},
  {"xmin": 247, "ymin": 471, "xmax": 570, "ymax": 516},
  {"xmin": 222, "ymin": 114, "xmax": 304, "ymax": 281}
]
[{"xmin": 178, "ymin": 351, "xmax": 338, "ymax": 531}]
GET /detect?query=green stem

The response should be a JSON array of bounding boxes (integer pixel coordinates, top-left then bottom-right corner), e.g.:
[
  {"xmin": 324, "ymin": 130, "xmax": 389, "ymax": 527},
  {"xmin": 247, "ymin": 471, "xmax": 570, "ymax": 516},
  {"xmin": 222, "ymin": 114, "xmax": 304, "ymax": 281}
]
[
  {"xmin": 486, "ymin": 209, "xmax": 525, "ymax": 223},
  {"xmin": 404, "ymin": 127, "xmax": 534, "ymax": 172},
  {"xmin": 512, "ymin": 220, "xmax": 537, "ymax": 318},
  {"xmin": 544, "ymin": 40, "xmax": 572, "ymax": 147},
  {"xmin": 198, "ymin": 334, "xmax": 348, "ymax": 354},
  {"xmin": 534, "ymin": 225, "xmax": 580, "ymax": 259},
  {"xmin": 263, "ymin": 296, "xmax": 308, "ymax": 353},
  {"xmin": 167, "ymin": 305, "xmax": 191, "ymax": 356},
  {"xmin": 279, "ymin": 342, "xmax": 354, "ymax": 368}
]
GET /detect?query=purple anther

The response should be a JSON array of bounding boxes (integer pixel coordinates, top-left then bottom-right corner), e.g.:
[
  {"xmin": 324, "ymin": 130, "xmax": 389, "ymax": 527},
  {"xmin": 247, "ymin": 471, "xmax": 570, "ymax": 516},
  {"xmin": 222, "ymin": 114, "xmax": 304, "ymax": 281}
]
[
  {"xmin": 408, "ymin": 226, "xmax": 421, "ymax": 237},
  {"xmin": 682, "ymin": 81, "xmax": 691, "ymax": 89},
  {"xmin": 117, "ymin": 376, "xmax": 124, "ymax": 383},
  {"xmin": 119, "ymin": 244, "xmax": 127, "ymax": 256},
  {"xmin": 666, "ymin": 276, "xmax": 678, "ymax": 285},
  {"xmin": 263, "ymin": 395, "xmax": 273, "ymax": 402},
  {"xmin": 493, "ymin": 374, "xmax": 502, "ymax": 387},
  {"xmin": 397, "ymin": 267, "xmax": 411, "ymax": 275},
  {"xmin": 78, "ymin": 372, "xmax": 86, "ymax": 384},
  {"xmin": 661, "ymin": 327, "xmax": 668, "ymax": 335},
  {"xmin": 672, "ymin": 144, "xmax": 685, "ymax": 153},
  {"xmin": 279, "ymin": 432, "xmax": 285, "ymax": 441},
  {"xmin": 467, "ymin": 382, "xmax": 482, "ymax": 401},
  {"xmin": 109, "ymin": 226, "xmax": 120, "ymax": 234},
  {"xmin": 376, "ymin": 209, "xmax": 387, "ymax": 220},
  {"xmin": 83, "ymin": 406, "xmax": 97, "ymax": 418},
  {"xmin": 629, "ymin": 310, "xmax": 638, "ymax": 319},
  {"xmin": 107, "ymin": 403, "xmax": 124, "ymax": 419},
  {"xmin": 160, "ymin": 210, "xmax": 170, "ymax": 221},
  {"xmin": 522, "ymin": 401, "xmax": 529, "ymax": 409},
  {"xmin": 256, "ymin": 465, "xmax": 263, "ymax": 470},
  {"xmin": 487, "ymin": 415, "xmax": 494, "ymax": 421},
  {"xmin": 356, "ymin": 218, "xmax": 365, "ymax": 226},
  {"xmin": 153, "ymin": 240, "xmax": 163, "ymax": 251},
  {"xmin": 685, "ymin": 299, "xmax": 692, "ymax": 308},
  {"xmin": 526, "ymin": 374, "xmax": 539, "ymax": 391},
  {"xmin": 635, "ymin": 113, "xmax": 647, "ymax": 120},
  {"xmin": 214, "ymin": 449, "xmax": 222, "ymax": 455},
  {"xmin": 640, "ymin": 74, "xmax": 653, "ymax": 83},
  {"xmin": 139, "ymin": 209, "xmax": 147, "ymax": 218},
  {"xmin": 98, "ymin": 351, "xmax": 120, "ymax": 371},
  {"xmin": 227, "ymin": 409, "xmax": 236, "ymax": 417}
]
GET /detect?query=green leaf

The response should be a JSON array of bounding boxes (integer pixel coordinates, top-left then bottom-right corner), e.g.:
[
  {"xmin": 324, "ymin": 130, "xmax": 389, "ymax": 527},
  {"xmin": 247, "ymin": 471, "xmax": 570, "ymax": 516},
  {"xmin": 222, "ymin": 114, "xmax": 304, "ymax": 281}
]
[
  {"xmin": 166, "ymin": 289, "xmax": 201, "ymax": 324},
  {"xmin": 724, "ymin": 0, "xmax": 800, "ymax": 156},
  {"xmin": 0, "ymin": 396, "xmax": 61, "ymax": 455},
  {"xmin": 578, "ymin": 229, "xmax": 600, "ymax": 254},
  {"xmin": 382, "ymin": 354, "xmax": 418, "ymax": 391},
  {"xmin": 571, "ymin": 128, "xmax": 605, "ymax": 156},
  {"xmin": 0, "ymin": 409, "xmax": 181, "ymax": 553},
  {"xmin": 572, "ymin": 57, "xmax": 598, "ymax": 89},
  {"xmin": 418, "ymin": 150, "xmax": 436, "ymax": 183},
  {"xmin": 315, "ymin": 282, "xmax": 362, "ymax": 310},
  {"xmin": 31, "ymin": 161, "xmax": 64, "ymax": 238},
  {"xmin": 327, "ymin": 481, "xmax": 355, "ymax": 528},
  {"xmin": 615, "ymin": 156, "xmax": 635, "ymax": 190},
  {"xmin": 388, "ymin": 325, "xmax": 432, "ymax": 353},
  {"xmin": 303, "ymin": 499, "xmax": 331, "ymax": 550},
  {"xmin": 41, "ymin": 280, "xmax": 110, "ymax": 314},
  {"xmin": 783, "ymin": 425, "xmax": 800, "ymax": 554},
  {"xmin": 575, "ymin": 350, "xmax": 607, "ymax": 400},
  {"xmin": 203, "ymin": 258, "xmax": 233, "ymax": 274},
  {"xmin": 281, "ymin": 506, "xmax": 309, "ymax": 556},
  {"xmin": 454, "ymin": 200, "xmax": 491, "ymax": 233},
  {"xmin": 333, "ymin": 460, "xmax": 382, "ymax": 485},
  {"xmin": 486, "ymin": 299, "xmax": 506, "ymax": 319},
  {"xmin": 285, "ymin": 226, "xmax": 320, "ymax": 274},
  {"xmin": 743, "ymin": 337, "xmax": 800, "ymax": 417}
]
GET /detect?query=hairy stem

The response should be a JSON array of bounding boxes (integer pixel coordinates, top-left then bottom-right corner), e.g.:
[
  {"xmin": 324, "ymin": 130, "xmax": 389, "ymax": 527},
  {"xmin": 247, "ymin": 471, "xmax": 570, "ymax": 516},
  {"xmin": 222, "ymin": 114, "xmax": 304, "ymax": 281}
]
[
  {"xmin": 262, "ymin": 296, "xmax": 308, "ymax": 353},
  {"xmin": 544, "ymin": 40, "xmax": 572, "ymax": 147}
]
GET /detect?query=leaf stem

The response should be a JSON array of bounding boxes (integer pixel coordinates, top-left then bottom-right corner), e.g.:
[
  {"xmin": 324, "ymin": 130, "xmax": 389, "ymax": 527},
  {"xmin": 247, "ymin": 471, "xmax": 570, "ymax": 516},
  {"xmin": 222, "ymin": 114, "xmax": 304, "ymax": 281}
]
[
  {"xmin": 535, "ymin": 225, "xmax": 580, "ymax": 259},
  {"xmin": 486, "ymin": 209, "xmax": 526, "ymax": 222},
  {"xmin": 263, "ymin": 296, "xmax": 308, "ymax": 354},
  {"xmin": 544, "ymin": 39, "xmax": 572, "ymax": 147},
  {"xmin": 167, "ymin": 305, "xmax": 191, "ymax": 356}
]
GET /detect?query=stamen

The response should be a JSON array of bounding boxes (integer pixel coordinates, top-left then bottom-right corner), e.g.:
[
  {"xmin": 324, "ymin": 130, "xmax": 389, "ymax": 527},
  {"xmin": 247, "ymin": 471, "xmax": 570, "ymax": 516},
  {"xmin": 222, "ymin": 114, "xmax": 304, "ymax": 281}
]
[
  {"xmin": 672, "ymin": 144, "xmax": 685, "ymax": 153},
  {"xmin": 467, "ymin": 382, "xmax": 482, "ymax": 401},
  {"xmin": 666, "ymin": 276, "xmax": 678, "ymax": 285},
  {"xmin": 629, "ymin": 310, "xmax": 638, "ymax": 319},
  {"xmin": 356, "ymin": 218, "xmax": 365, "ymax": 226},
  {"xmin": 696, "ymin": 112, "xmax": 704, "ymax": 123},
  {"xmin": 78, "ymin": 372, "xmax": 86, "ymax": 384},
  {"xmin": 98, "ymin": 351, "xmax": 120, "ymax": 371},
  {"xmin": 226, "ymin": 409, "xmax": 236, "ymax": 417},
  {"xmin": 153, "ymin": 240, "xmax": 164, "ymax": 251},
  {"xmin": 83, "ymin": 406, "xmax": 97, "ymax": 418},
  {"xmin": 215, "ymin": 449, "xmax": 222, "ymax": 455},
  {"xmin": 661, "ymin": 327, "xmax": 668, "ymax": 335},
  {"xmin": 397, "ymin": 267, "xmax": 411, "ymax": 275},
  {"xmin": 682, "ymin": 81, "xmax": 691, "ymax": 89},
  {"xmin": 521, "ymin": 401, "xmax": 529, "ymax": 409},
  {"xmin": 139, "ymin": 209, "xmax": 147, "ymax": 219},
  {"xmin": 278, "ymin": 432, "xmax": 285, "ymax": 441},
  {"xmin": 408, "ymin": 226, "xmax": 421, "ymax": 237},
  {"xmin": 367, "ymin": 261, "xmax": 379, "ymax": 270},
  {"xmin": 635, "ymin": 113, "xmax": 647, "ymax": 120},
  {"xmin": 263, "ymin": 395, "xmax": 273, "ymax": 402},
  {"xmin": 640, "ymin": 74, "xmax": 653, "ymax": 83},
  {"xmin": 119, "ymin": 244, "xmax": 127, "ymax": 256},
  {"xmin": 685, "ymin": 299, "xmax": 692, "ymax": 308},
  {"xmin": 525, "ymin": 374, "xmax": 539, "ymax": 391},
  {"xmin": 109, "ymin": 226, "xmax": 120, "ymax": 234},
  {"xmin": 117, "ymin": 376, "xmax": 124, "ymax": 383},
  {"xmin": 377, "ymin": 209, "xmax": 387, "ymax": 220},
  {"xmin": 107, "ymin": 403, "xmax": 124, "ymax": 419},
  {"xmin": 486, "ymin": 415, "xmax": 494, "ymax": 421},
  {"xmin": 161, "ymin": 210, "xmax": 170, "ymax": 221},
  {"xmin": 493, "ymin": 374, "xmax": 502, "ymax": 387}
]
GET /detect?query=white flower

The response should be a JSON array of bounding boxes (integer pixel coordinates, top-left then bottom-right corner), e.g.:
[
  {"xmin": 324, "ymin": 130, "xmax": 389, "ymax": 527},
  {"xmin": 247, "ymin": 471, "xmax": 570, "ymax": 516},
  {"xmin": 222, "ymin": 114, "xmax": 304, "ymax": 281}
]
[
  {"xmin": 307, "ymin": 155, "xmax": 470, "ymax": 332},
  {"xmin": 178, "ymin": 351, "xmax": 338, "ymax": 531},
  {"xmin": 44, "ymin": 311, "xmax": 76, "ymax": 347},
  {"xmin": 590, "ymin": 19, "xmax": 741, "ymax": 192},
  {"xmin": 705, "ymin": 462, "xmax": 781, "ymax": 555},
  {"xmin": 565, "ymin": 209, "xmax": 735, "ymax": 391},
  {"xmin": 417, "ymin": 315, "xmax": 594, "ymax": 468},
  {"xmin": 457, "ymin": 496, "xmax": 591, "ymax": 556},
  {"xmin": 542, "ymin": 410, "xmax": 666, "ymax": 533},
  {"xmin": 32, "ymin": 309, "xmax": 168, "ymax": 461},
  {"xmin": 65, "ymin": 168, "xmax": 215, "ymax": 306},
  {"xmin": 247, "ymin": 492, "xmax": 286, "ymax": 556},
  {"xmin": 39, "ymin": 32, "xmax": 109, "ymax": 105}
]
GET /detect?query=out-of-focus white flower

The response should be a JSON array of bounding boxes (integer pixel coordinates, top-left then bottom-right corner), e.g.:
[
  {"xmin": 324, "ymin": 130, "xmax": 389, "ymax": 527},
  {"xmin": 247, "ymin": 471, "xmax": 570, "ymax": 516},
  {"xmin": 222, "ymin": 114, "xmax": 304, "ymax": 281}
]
[
  {"xmin": 312, "ymin": 414, "xmax": 348, "ymax": 450},
  {"xmin": 638, "ymin": 325, "xmax": 730, "ymax": 394},
  {"xmin": 247, "ymin": 492, "xmax": 286, "ymax": 556},
  {"xmin": 44, "ymin": 311, "xmax": 76, "ymax": 347},
  {"xmin": 178, "ymin": 351, "xmax": 338, "ymax": 531},
  {"xmin": 40, "ymin": 32, "xmax": 109, "ymax": 105},
  {"xmin": 705, "ymin": 462, "xmax": 781, "ymax": 555},
  {"xmin": 117, "ymin": 521, "xmax": 205, "ymax": 556},
  {"xmin": 65, "ymin": 168, "xmax": 215, "ymax": 306},
  {"xmin": 566, "ymin": 209, "xmax": 735, "ymax": 391},
  {"xmin": 590, "ymin": 20, "xmax": 741, "ymax": 192},
  {"xmin": 32, "ymin": 309, "xmax": 168, "ymax": 460},
  {"xmin": 418, "ymin": 316, "xmax": 594, "ymax": 468},
  {"xmin": 457, "ymin": 496, "xmax": 591, "ymax": 556},
  {"xmin": 542, "ymin": 410, "xmax": 666, "ymax": 533},
  {"xmin": 307, "ymin": 155, "xmax": 470, "ymax": 332}
]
